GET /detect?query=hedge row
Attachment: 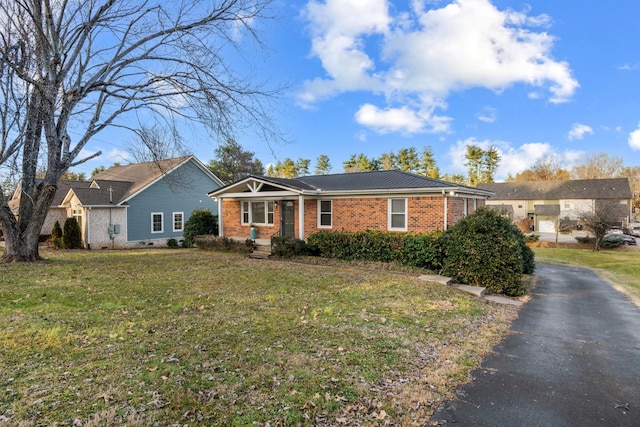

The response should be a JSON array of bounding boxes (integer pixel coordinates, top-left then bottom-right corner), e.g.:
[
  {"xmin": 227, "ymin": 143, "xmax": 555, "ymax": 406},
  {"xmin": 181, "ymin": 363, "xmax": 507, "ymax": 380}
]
[
  {"xmin": 306, "ymin": 230, "xmax": 441, "ymax": 270},
  {"xmin": 274, "ymin": 208, "xmax": 534, "ymax": 297}
]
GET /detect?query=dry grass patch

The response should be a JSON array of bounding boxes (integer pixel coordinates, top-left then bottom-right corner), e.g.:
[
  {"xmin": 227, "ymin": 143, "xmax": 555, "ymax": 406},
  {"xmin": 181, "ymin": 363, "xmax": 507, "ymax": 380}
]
[{"xmin": 0, "ymin": 249, "xmax": 517, "ymax": 426}]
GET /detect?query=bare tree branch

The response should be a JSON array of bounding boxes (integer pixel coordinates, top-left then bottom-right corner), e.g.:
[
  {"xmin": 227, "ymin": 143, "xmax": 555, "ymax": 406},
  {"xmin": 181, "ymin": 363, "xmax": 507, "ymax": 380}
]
[{"xmin": 0, "ymin": 0, "xmax": 281, "ymax": 262}]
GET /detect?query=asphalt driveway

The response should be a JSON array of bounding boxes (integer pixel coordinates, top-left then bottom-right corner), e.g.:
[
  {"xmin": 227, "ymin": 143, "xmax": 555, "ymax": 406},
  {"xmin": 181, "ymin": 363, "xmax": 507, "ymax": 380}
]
[{"xmin": 431, "ymin": 263, "xmax": 640, "ymax": 426}]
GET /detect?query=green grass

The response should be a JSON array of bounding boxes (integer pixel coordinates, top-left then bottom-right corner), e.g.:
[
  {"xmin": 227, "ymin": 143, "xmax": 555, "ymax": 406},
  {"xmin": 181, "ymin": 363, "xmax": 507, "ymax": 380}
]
[
  {"xmin": 0, "ymin": 249, "xmax": 516, "ymax": 426},
  {"xmin": 533, "ymin": 247, "xmax": 640, "ymax": 303}
]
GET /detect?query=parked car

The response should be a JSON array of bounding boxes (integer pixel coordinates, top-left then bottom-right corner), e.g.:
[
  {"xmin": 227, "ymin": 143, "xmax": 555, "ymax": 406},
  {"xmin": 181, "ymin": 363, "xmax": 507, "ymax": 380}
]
[
  {"xmin": 601, "ymin": 233, "xmax": 637, "ymax": 246},
  {"xmin": 628, "ymin": 225, "xmax": 640, "ymax": 237}
]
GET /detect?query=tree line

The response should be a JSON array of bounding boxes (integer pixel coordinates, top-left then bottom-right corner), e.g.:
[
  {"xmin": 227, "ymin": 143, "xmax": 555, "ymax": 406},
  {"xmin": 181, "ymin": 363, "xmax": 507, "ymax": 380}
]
[{"xmin": 207, "ymin": 139, "xmax": 503, "ymax": 186}]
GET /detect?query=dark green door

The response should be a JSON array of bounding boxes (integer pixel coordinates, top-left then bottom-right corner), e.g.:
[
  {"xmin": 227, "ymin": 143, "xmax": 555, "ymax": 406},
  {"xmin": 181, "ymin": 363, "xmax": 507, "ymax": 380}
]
[{"xmin": 281, "ymin": 200, "xmax": 295, "ymax": 237}]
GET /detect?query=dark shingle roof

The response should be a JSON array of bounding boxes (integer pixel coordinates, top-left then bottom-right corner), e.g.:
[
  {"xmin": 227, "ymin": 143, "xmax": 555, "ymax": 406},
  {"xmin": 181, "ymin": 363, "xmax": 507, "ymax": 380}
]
[
  {"xmin": 70, "ymin": 180, "xmax": 133, "ymax": 205},
  {"xmin": 51, "ymin": 180, "xmax": 92, "ymax": 205},
  {"xmin": 478, "ymin": 178, "xmax": 631, "ymax": 200},
  {"xmin": 255, "ymin": 170, "xmax": 476, "ymax": 192}
]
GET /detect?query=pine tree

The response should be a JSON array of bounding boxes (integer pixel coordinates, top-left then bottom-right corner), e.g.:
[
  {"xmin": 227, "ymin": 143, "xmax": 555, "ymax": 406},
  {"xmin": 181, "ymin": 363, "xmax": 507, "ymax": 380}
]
[{"xmin": 62, "ymin": 217, "xmax": 82, "ymax": 249}]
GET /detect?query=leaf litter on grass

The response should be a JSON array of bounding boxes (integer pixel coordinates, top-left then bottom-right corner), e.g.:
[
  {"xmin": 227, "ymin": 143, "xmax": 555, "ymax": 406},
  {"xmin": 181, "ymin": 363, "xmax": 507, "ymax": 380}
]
[{"xmin": 0, "ymin": 249, "xmax": 518, "ymax": 426}]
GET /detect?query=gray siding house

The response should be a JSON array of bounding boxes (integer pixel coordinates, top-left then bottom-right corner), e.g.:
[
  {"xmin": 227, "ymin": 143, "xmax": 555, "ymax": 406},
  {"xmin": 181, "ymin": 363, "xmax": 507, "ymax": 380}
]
[{"xmin": 35, "ymin": 156, "xmax": 222, "ymax": 248}]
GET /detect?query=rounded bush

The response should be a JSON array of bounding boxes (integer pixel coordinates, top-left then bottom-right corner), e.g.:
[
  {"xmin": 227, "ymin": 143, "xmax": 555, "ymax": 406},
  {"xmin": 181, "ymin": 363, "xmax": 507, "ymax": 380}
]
[
  {"xmin": 183, "ymin": 209, "xmax": 218, "ymax": 248},
  {"xmin": 440, "ymin": 207, "xmax": 534, "ymax": 296}
]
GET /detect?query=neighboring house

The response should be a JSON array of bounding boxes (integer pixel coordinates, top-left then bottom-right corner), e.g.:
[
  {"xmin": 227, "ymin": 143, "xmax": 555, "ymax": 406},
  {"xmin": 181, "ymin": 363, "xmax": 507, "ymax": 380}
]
[
  {"xmin": 478, "ymin": 178, "xmax": 633, "ymax": 233},
  {"xmin": 9, "ymin": 156, "xmax": 223, "ymax": 248},
  {"xmin": 8, "ymin": 179, "xmax": 92, "ymax": 237},
  {"xmin": 207, "ymin": 170, "xmax": 493, "ymax": 244}
]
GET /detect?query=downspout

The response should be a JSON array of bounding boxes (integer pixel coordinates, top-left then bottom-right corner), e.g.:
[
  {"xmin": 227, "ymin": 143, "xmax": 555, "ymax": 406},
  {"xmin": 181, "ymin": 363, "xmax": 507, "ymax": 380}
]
[
  {"xmin": 86, "ymin": 208, "xmax": 91, "ymax": 250},
  {"xmin": 443, "ymin": 190, "xmax": 448, "ymax": 230}
]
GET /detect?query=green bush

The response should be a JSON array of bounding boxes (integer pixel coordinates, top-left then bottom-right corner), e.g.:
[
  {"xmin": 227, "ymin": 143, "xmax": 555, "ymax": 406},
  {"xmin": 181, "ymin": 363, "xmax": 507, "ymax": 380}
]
[
  {"xmin": 439, "ymin": 207, "xmax": 534, "ymax": 296},
  {"xmin": 397, "ymin": 233, "xmax": 442, "ymax": 269},
  {"xmin": 271, "ymin": 236, "xmax": 312, "ymax": 258},
  {"xmin": 183, "ymin": 209, "xmax": 218, "ymax": 248},
  {"xmin": 307, "ymin": 230, "xmax": 441, "ymax": 270},
  {"xmin": 51, "ymin": 220, "xmax": 63, "ymax": 248},
  {"xmin": 194, "ymin": 235, "xmax": 254, "ymax": 253},
  {"xmin": 167, "ymin": 238, "xmax": 179, "ymax": 248},
  {"xmin": 62, "ymin": 217, "xmax": 82, "ymax": 249}
]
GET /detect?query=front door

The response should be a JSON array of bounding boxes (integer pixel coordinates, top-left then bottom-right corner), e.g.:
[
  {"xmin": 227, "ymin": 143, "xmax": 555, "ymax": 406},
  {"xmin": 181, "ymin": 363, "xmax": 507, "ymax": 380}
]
[{"xmin": 281, "ymin": 200, "xmax": 295, "ymax": 237}]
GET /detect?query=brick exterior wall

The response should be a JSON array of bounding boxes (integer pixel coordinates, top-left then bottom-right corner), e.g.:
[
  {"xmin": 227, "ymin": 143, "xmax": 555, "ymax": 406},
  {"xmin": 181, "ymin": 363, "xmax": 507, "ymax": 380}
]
[{"xmin": 223, "ymin": 196, "xmax": 486, "ymax": 240}]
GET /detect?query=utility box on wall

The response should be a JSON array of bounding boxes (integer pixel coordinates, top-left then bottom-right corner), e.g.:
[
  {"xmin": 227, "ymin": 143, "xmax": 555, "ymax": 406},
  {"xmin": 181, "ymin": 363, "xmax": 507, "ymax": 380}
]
[{"xmin": 108, "ymin": 224, "xmax": 121, "ymax": 234}]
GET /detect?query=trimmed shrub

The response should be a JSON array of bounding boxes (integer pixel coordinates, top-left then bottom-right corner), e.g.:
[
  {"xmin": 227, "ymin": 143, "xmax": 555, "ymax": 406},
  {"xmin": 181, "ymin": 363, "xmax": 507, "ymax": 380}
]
[
  {"xmin": 307, "ymin": 230, "xmax": 441, "ymax": 271},
  {"xmin": 51, "ymin": 221, "xmax": 63, "ymax": 248},
  {"xmin": 271, "ymin": 236, "xmax": 312, "ymax": 258},
  {"xmin": 194, "ymin": 235, "xmax": 254, "ymax": 253},
  {"xmin": 439, "ymin": 207, "xmax": 534, "ymax": 296},
  {"xmin": 167, "ymin": 238, "xmax": 179, "ymax": 248},
  {"xmin": 183, "ymin": 209, "xmax": 218, "ymax": 248},
  {"xmin": 397, "ymin": 232, "xmax": 442, "ymax": 270},
  {"xmin": 62, "ymin": 217, "xmax": 82, "ymax": 249}
]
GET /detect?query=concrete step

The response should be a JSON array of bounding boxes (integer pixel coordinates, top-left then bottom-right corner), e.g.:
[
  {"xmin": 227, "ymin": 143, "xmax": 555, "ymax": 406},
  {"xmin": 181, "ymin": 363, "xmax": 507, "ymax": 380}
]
[{"xmin": 248, "ymin": 245, "xmax": 271, "ymax": 259}]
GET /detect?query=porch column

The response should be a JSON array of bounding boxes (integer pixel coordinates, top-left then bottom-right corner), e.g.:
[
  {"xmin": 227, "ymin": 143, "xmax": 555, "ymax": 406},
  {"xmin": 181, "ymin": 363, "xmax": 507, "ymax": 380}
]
[
  {"xmin": 217, "ymin": 197, "xmax": 224, "ymax": 237},
  {"xmin": 298, "ymin": 194, "xmax": 305, "ymax": 240}
]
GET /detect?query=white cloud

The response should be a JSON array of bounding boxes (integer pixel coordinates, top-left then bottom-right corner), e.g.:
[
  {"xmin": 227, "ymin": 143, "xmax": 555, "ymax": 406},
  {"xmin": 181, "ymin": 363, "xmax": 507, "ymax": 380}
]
[
  {"xmin": 567, "ymin": 123, "xmax": 593, "ymax": 141},
  {"xmin": 354, "ymin": 103, "xmax": 451, "ymax": 134},
  {"xmin": 629, "ymin": 125, "xmax": 640, "ymax": 150},
  {"xmin": 299, "ymin": 0, "xmax": 578, "ymax": 134},
  {"xmin": 477, "ymin": 106, "xmax": 497, "ymax": 123}
]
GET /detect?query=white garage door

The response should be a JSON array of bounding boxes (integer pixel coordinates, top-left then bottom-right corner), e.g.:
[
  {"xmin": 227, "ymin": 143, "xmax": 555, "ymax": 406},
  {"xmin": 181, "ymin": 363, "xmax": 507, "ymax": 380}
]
[{"xmin": 538, "ymin": 220, "xmax": 555, "ymax": 233}]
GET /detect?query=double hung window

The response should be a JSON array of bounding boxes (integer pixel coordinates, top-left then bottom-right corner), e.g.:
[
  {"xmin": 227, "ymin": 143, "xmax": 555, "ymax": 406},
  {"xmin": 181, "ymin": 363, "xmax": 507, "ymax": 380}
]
[
  {"xmin": 318, "ymin": 200, "xmax": 332, "ymax": 228},
  {"xmin": 241, "ymin": 201, "xmax": 275, "ymax": 225},
  {"xmin": 151, "ymin": 212, "xmax": 164, "ymax": 233},
  {"xmin": 388, "ymin": 198, "xmax": 407, "ymax": 231}
]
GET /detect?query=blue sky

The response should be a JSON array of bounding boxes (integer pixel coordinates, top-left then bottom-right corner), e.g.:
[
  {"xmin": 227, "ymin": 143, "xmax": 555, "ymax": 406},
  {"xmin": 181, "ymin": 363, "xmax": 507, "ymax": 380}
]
[{"xmin": 76, "ymin": 0, "xmax": 640, "ymax": 181}]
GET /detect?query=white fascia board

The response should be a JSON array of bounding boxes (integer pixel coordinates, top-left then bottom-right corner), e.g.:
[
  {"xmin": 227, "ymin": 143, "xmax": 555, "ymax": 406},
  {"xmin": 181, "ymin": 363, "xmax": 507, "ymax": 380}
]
[
  {"xmin": 214, "ymin": 190, "xmax": 300, "ymax": 199},
  {"xmin": 299, "ymin": 187, "xmax": 494, "ymax": 198}
]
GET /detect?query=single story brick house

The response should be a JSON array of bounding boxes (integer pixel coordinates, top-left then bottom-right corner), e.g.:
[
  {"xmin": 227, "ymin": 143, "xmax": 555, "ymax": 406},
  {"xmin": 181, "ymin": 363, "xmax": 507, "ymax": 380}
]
[
  {"xmin": 207, "ymin": 170, "xmax": 493, "ymax": 244},
  {"xmin": 477, "ymin": 178, "xmax": 632, "ymax": 233}
]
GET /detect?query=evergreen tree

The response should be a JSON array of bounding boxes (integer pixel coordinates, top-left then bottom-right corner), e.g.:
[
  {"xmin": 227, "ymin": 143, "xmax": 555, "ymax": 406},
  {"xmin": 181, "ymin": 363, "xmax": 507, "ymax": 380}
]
[
  {"xmin": 419, "ymin": 146, "xmax": 440, "ymax": 178},
  {"xmin": 62, "ymin": 217, "xmax": 82, "ymax": 249},
  {"xmin": 208, "ymin": 138, "xmax": 264, "ymax": 184},
  {"xmin": 464, "ymin": 145, "xmax": 484, "ymax": 186},
  {"xmin": 379, "ymin": 152, "xmax": 396, "ymax": 170},
  {"xmin": 481, "ymin": 146, "xmax": 501, "ymax": 183},
  {"xmin": 315, "ymin": 155, "xmax": 332, "ymax": 175},
  {"xmin": 396, "ymin": 147, "xmax": 420, "ymax": 172},
  {"xmin": 183, "ymin": 209, "xmax": 218, "ymax": 248},
  {"xmin": 51, "ymin": 220, "xmax": 63, "ymax": 249}
]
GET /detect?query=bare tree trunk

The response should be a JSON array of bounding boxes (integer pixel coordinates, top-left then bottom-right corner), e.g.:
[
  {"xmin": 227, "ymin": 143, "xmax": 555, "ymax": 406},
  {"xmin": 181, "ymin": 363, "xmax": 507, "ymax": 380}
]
[{"xmin": 0, "ymin": 183, "xmax": 57, "ymax": 263}]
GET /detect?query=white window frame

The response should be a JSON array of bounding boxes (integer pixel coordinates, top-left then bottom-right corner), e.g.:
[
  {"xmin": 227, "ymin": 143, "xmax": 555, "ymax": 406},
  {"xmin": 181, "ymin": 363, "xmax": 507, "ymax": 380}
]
[
  {"xmin": 388, "ymin": 198, "xmax": 408, "ymax": 231},
  {"xmin": 151, "ymin": 212, "xmax": 164, "ymax": 234},
  {"xmin": 173, "ymin": 212, "xmax": 184, "ymax": 232},
  {"xmin": 240, "ymin": 201, "xmax": 275, "ymax": 226},
  {"xmin": 318, "ymin": 200, "xmax": 332, "ymax": 228}
]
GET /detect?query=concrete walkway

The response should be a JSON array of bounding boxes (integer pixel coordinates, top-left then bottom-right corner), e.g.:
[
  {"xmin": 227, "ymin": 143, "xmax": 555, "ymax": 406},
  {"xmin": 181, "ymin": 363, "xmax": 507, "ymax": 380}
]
[{"xmin": 418, "ymin": 275, "xmax": 523, "ymax": 307}]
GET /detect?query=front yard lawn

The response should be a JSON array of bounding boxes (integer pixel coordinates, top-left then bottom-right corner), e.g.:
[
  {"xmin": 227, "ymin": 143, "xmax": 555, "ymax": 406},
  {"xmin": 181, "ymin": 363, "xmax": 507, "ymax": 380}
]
[{"xmin": 0, "ymin": 249, "xmax": 517, "ymax": 426}]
